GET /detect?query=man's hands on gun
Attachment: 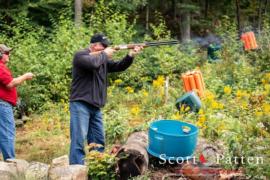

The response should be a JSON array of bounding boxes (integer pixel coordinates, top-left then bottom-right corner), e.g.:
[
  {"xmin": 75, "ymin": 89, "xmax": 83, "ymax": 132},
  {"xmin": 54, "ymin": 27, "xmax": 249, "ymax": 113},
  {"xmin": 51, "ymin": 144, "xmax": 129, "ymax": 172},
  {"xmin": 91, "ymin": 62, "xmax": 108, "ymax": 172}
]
[
  {"xmin": 128, "ymin": 45, "xmax": 143, "ymax": 57},
  {"xmin": 103, "ymin": 47, "xmax": 116, "ymax": 59},
  {"xmin": 102, "ymin": 45, "xmax": 143, "ymax": 59}
]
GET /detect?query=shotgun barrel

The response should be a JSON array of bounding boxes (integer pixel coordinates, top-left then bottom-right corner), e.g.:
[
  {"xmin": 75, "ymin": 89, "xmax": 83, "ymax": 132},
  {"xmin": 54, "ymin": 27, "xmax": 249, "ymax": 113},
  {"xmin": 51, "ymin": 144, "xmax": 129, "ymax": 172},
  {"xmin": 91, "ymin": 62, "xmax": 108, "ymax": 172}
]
[
  {"xmin": 113, "ymin": 40, "xmax": 179, "ymax": 50},
  {"xmin": 89, "ymin": 40, "xmax": 179, "ymax": 55}
]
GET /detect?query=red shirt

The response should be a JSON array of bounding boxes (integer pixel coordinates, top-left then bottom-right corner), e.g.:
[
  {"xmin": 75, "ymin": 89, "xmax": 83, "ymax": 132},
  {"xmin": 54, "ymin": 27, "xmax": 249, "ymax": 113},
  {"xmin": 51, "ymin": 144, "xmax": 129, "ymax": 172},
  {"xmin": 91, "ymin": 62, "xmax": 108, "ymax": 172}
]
[{"xmin": 0, "ymin": 61, "xmax": 17, "ymax": 106}]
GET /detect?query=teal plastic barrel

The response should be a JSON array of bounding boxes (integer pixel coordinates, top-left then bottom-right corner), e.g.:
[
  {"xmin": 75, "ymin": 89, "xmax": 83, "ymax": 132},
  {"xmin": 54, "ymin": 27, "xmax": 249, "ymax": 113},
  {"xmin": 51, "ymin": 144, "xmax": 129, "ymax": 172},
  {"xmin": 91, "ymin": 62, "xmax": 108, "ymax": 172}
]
[{"xmin": 147, "ymin": 120, "xmax": 199, "ymax": 160}]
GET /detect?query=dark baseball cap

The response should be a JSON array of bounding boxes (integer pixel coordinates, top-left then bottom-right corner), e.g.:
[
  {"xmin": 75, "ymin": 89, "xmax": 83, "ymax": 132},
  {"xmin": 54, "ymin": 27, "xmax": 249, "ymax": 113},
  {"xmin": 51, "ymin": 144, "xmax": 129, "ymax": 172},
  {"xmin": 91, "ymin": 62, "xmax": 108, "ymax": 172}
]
[
  {"xmin": 90, "ymin": 33, "xmax": 111, "ymax": 47},
  {"xmin": 0, "ymin": 44, "xmax": 12, "ymax": 53}
]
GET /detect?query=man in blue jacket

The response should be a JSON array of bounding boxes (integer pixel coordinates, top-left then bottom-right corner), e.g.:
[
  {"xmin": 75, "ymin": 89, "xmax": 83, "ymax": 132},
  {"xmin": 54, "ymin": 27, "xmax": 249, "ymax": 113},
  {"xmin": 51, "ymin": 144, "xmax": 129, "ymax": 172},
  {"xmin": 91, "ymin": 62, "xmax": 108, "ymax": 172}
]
[{"xmin": 69, "ymin": 33, "xmax": 143, "ymax": 164}]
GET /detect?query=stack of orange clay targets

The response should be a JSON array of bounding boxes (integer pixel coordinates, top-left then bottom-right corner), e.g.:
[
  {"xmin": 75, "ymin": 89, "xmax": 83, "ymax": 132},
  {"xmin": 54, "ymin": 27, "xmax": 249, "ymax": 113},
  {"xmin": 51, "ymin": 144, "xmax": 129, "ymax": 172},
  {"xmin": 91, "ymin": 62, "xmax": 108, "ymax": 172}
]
[
  {"xmin": 181, "ymin": 70, "xmax": 205, "ymax": 98},
  {"xmin": 241, "ymin": 31, "xmax": 258, "ymax": 51}
]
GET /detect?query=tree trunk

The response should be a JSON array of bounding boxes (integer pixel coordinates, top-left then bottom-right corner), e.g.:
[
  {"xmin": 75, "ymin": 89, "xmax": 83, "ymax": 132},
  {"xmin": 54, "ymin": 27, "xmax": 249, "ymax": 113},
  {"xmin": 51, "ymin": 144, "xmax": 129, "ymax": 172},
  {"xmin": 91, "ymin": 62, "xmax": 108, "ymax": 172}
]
[
  {"xmin": 74, "ymin": 0, "xmax": 82, "ymax": 27},
  {"xmin": 146, "ymin": 4, "xmax": 149, "ymax": 31},
  {"xmin": 204, "ymin": 0, "xmax": 209, "ymax": 19},
  {"xmin": 116, "ymin": 132, "xmax": 148, "ymax": 180},
  {"xmin": 179, "ymin": 0, "xmax": 191, "ymax": 43},
  {"xmin": 235, "ymin": 0, "xmax": 241, "ymax": 38},
  {"xmin": 258, "ymin": 0, "xmax": 263, "ymax": 35},
  {"xmin": 171, "ymin": 0, "xmax": 176, "ymax": 20},
  {"xmin": 265, "ymin": 0, "xmax": 269, "ymax": 15},
  {"xmin": 180, "ymin": 12, "xmax": 191, "ymax": 42}
]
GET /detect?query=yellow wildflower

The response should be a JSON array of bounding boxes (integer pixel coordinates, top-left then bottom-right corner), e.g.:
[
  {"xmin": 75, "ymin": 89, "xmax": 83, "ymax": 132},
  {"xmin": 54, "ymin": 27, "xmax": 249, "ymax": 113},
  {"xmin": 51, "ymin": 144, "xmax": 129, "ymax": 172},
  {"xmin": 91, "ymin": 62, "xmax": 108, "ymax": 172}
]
[
  {"xmin": 217, "ymin": 123, "xmax": 226, "ymax": 132},
  {"xmin": 211, "ymin": 101, "xmax": 219, "ymax": 109},
  {"xmin": 264, "ymin": 84, "xmax": 270, "ymax": 92},
  {"xmin": 241, "ymin": 101, "xmax": 248, "ymax": 109},
  {"xmin": 262, "ymin": 73, "xmax": 270, "ymax": 84},
  {"xmin": 198, "ymin": 109, "xmax": 204, "ymax": 115},
  {"xmin": 204, "ymin": 90, "xmax": 215, "ymax": 100},
  {"xmin": 198, "ymin": 115, "xmax": 206, "ymax": 122},
  {"xmin": 266, "ymin": 73, "xmax": 270, "ymax": 78},
  {"xmin": 125, "ymin": 86, "xmax": 134, "ymax": 93},
  {"xmin": 224, "ymin": 86, "xmax": 232, "ymax": 95},
  {"xmin": 180, "ymin": 105, "xmax": 185, "ymax": 112},
  {"xmin": 64, "ymin": 103, "xmax": 69, "ymax": 113},
  {"xmin": 197, "ymin": 114, "xmax": 206, "ymax": 127},
  {"xmin": 255, "ymin": 111, "xmax": 263, "ymax": 117},
  {"xmin": 131, "ymin": 105, "xmax": 140, "ymax": 116},
  {"xmin": 236, "ymin": 90, "xmax": 242, "ymax": 97},
  {"xmin": 108, "ymin": 86, "xmax": 113, "ymax": 96},
  {"xmin": 262, "ymin": 103, "xmax": 270, "ymax": 114},
  {"xmin": 141, "ymin": 89, "xmax": 148, "ymax": 97},
  {"xmin": 171, "ymin": 112, "xmax": 182, "ymax": 120},
  {"xmin": 179, "ymin": 105, "xmax": 190, "ymax": 113},
  {"xmin": 157, "ymin": 75, "xmax": 165, "ymax": 83},
  {"xmin": 153, "ymin": 75, "xmax": 164, "ymax": 88},
  {"xmin": 152, "ymin": 80, "xmax": 159, "ymax": 88},
  {"xmin": 218, "ymin": 103, "xmax": 224, "ymax": 109},
  {"xmin": 236, "ymin": 90, "xmax": 250, "ymax": 99},
  {"xmin": 196, "ymin": 121, "xmax": 203, "ymax": 128},
  {"xmin": 184, "ymin": 106, "xmax": 191, "ymax": 112},
  {"xmin": 210, "ymin": 100, "xmax": 224, "ymax": 109},
  {"xmin": 114, "ymin": 79, "xmax": 123, "ymax": 85}
]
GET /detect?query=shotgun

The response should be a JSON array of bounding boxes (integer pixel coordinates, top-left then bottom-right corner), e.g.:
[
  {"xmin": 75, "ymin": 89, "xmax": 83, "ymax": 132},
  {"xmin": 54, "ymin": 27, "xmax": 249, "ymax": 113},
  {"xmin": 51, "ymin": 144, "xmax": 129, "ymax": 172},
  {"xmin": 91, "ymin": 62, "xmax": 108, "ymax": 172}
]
[
  {"xmin": 113, "ymin": 40, "xmax": 179, "ymax": 50},
  {"xmin": 90, "ymin": 40, "xmax": 179, "ymax": 55}
]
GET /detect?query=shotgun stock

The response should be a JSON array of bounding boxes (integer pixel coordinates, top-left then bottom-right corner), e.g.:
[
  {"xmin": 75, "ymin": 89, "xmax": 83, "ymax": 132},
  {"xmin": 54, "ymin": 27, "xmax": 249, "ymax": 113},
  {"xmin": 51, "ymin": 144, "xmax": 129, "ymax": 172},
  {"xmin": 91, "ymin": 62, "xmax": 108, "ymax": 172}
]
[{"xmin": 89, "ymin": 40, "xmax": 179, "ymax": 55}]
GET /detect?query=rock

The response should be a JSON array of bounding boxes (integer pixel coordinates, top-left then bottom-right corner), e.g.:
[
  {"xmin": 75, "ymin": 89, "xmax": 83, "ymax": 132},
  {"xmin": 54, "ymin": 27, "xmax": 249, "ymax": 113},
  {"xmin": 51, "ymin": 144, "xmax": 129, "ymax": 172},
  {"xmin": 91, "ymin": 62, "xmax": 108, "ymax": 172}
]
[
  {"xmin": 25, "ymin": 162, "xmax": 50, "ymax": 180},
  {"xmin": 6, "ymin": 159, "xmax": 29, "ymax": 177},
  {"xmin": 51, "ymin": 155, "xmax": 69, "ymax": 169},
  {"xmin": 195, "ymin": 138, "xmax": 225, "ymax": 166},
  {"xmin": 22, "ymin": 116, "xmax": 31, "ymax": 123},
  {"xmin": 15, "ymin": 119, "xmax": 24, "ymax": 127},
  {"xmin": 0, "ymin": 161, "xmax": 18, "ymax": 180},
  {"xmin": 48, "ymin": 165, "xmax": 88, "ymax": 180}
]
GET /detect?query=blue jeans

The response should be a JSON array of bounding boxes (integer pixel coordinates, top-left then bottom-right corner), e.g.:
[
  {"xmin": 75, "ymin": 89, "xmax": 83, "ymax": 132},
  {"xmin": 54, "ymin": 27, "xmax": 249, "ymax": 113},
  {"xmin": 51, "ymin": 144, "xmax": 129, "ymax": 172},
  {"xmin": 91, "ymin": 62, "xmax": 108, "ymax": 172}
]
[
  {"xmin": 0, "ymin": 100, "xmax": 15, "ymax": 160},
  {"xmin": 69, "ymin": 101, "xmax": 105, "ymax": 165}
]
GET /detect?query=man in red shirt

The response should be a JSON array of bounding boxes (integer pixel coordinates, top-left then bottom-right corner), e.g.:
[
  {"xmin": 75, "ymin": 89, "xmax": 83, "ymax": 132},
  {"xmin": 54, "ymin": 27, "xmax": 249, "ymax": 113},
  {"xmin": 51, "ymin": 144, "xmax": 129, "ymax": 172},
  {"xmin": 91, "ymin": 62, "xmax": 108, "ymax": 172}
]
[{"xmin": 0, "ymin": 44, "xmax": 34, "ymax": 160}]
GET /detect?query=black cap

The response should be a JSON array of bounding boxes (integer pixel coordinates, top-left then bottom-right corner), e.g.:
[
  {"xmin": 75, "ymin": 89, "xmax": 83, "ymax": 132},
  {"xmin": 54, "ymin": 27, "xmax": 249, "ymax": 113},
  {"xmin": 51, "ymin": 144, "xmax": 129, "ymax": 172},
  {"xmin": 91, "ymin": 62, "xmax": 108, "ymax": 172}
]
[
  {"xmin": 90, "ymin": 33, "xmax": 110, "ymax": 47},
  {"xmin": 0, "ymin": 44, "xmax": 12, "ymax": 53}
]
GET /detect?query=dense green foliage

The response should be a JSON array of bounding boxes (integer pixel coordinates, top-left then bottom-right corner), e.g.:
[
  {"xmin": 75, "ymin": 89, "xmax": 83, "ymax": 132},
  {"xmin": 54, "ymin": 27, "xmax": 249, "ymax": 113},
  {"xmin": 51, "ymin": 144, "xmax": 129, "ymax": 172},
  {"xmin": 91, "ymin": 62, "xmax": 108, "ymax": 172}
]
[{"xmin": 0, "ymin": 0, "xmax": 202, "ymax": 111}]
